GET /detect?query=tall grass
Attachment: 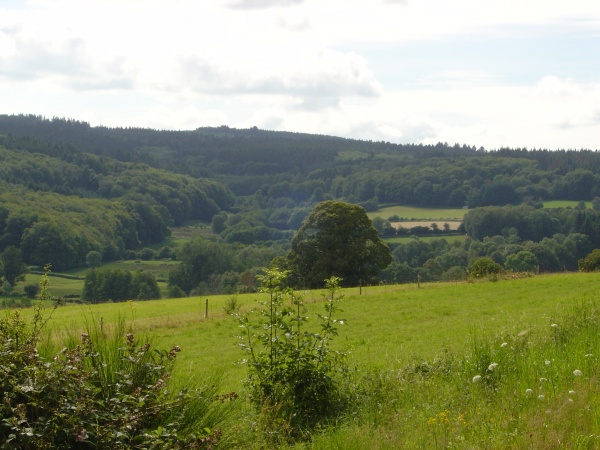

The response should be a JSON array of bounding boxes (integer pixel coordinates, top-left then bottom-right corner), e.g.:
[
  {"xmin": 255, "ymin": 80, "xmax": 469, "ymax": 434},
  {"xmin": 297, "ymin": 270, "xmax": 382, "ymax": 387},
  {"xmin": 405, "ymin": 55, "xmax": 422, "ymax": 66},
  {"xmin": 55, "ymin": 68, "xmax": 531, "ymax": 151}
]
[{"xmin": 306, "ymin": 298, "xmax": 600, "ymax": 449}]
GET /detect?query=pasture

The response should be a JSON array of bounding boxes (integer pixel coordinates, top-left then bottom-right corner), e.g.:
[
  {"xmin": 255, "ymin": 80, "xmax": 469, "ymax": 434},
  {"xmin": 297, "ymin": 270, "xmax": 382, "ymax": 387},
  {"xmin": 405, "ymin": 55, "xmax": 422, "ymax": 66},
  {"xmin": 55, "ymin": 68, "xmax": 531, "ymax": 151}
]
[
  {"xmin": 14, "ymin": 271, "xmax": 600, "ymax": 447},
  {"xmin": 28, "ymin": 272, "xmax": 599, "ymax": 390},
  {"xmin": 543, "ymin": 200, "xmax": 592, "ymax": 208}
]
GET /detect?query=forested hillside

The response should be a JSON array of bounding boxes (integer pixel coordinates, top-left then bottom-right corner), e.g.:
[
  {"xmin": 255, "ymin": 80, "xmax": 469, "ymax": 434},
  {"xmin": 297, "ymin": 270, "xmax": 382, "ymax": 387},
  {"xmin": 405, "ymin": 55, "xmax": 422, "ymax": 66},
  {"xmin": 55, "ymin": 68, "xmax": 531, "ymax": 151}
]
[{"xmin": 0, "ymin": 114, "xmax": 599, "ymax": 294}]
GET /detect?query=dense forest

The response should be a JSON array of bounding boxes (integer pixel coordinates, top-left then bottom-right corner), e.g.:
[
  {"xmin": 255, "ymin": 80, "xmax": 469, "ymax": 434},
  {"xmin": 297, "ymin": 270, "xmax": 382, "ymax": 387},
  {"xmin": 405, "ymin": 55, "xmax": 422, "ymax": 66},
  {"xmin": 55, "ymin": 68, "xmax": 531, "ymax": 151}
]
[{"xmin": 0, "ymin": 114, "xmax": 599, "ymax": 296}]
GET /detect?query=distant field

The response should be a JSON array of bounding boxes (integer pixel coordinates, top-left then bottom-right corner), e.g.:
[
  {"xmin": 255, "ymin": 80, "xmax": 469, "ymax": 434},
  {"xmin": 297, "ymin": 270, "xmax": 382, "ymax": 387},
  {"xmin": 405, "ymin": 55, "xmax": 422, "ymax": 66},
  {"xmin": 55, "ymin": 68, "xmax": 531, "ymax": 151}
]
[
  {"xmin": 543, "ymin": 200, "xmax": 592, "ymax": 208},
  {"xmin": 391, "ymin": 220, "xmax": 462, "ymax": 230},
  {"xmin": 368, "ymin": 205, "xmax": 467, "ymax": 221},
  {"xmin": 384, "ymin": 235, "xmax": 467, "ymax": 245}
]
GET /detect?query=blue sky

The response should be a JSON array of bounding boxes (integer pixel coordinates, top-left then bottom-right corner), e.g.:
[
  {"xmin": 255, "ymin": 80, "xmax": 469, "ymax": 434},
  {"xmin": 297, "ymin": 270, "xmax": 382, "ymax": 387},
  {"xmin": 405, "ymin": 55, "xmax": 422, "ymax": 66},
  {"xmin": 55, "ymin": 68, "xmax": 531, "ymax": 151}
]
[{"xmin": 1, "ymin": 0, "xmax": 599, "ymax": 150}]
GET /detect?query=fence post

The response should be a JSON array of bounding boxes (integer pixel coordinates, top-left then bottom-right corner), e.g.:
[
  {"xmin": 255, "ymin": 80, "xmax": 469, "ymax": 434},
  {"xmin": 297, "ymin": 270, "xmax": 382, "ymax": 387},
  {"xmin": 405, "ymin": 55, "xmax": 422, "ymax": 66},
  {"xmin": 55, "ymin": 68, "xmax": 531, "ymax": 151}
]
[{"xmin": 205, "ymin": 298, "xmax": 209, "ymax": 320}]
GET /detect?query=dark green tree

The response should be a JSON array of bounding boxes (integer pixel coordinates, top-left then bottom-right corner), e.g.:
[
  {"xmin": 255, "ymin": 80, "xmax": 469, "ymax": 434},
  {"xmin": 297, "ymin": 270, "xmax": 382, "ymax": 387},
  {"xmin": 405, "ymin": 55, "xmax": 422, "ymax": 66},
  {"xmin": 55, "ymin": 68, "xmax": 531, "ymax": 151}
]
[
  {"xmin": 504, "ymin": 251, "xmax": 538, "ymax": 272},
  {"xmin": 0, "ymin": 245, "xmax": 27, "ymax": 286},
  {"xmin": 86, "ymin": 250, "xmax": 102, "ymax": 268},
  {"xmin": 286, "ymin": 201, "xmax": 391, "ymax": 288},
  {"xmin": 579, "ymin": 249, "xmax": 600, "ymax": 272}
]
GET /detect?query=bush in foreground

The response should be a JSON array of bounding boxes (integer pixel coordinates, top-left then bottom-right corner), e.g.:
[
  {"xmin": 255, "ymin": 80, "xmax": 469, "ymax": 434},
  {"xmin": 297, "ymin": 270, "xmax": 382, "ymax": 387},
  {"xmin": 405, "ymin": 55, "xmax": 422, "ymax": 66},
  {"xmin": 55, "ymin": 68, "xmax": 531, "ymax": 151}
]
[
  {"xmin": 236, "ymin": 269, "xmax": 352, "ymax": 443},
  {"xmin": 0, "ymin": 308, "xmax": 235, "ymax": 449}
]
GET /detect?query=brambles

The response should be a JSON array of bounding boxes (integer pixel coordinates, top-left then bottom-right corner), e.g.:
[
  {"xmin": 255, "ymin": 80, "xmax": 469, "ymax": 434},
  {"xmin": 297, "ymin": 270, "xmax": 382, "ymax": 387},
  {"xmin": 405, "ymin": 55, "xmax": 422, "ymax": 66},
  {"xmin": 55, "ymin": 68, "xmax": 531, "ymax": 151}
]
[{"xmin": 0, "ymin": 271, "xmax": 234, "ymax": 449}]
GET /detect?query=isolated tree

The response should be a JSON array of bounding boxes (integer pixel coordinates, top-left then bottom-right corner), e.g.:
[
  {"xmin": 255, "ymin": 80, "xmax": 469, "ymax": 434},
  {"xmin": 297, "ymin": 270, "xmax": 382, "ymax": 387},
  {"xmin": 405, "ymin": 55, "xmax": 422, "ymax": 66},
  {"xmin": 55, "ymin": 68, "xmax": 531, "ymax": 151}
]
[
  {"xmin": 86, "ymin": 250, "xmax": 102, "ymax": 268},
  {"xmin": 468, "ymin": 256, "xmax": 502, "ymax": 278},
  {"xmin": 286, "ymin": 201, "xmax": 391, "ymax": 288}
]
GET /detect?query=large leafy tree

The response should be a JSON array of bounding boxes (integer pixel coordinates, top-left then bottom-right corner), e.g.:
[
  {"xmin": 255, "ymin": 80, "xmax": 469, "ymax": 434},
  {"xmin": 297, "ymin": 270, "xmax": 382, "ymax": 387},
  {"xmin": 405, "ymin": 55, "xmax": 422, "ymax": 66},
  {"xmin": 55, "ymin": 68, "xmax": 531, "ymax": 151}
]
[{"xmin": 286, "ymin": 201, "xmax": 391, "ymax": 288}]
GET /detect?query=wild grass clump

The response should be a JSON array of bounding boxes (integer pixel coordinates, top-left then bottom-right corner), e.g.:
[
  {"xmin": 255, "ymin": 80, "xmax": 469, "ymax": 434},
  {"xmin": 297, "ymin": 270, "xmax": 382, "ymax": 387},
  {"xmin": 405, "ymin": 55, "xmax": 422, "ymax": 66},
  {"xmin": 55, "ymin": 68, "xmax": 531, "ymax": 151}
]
[
  {"xmin": 0, "ymin": 307, "xmax": 237, "ymax": 449},
  {"xmin": 307, "ymin": 298, "xmax": 600, "ymax": 449}
]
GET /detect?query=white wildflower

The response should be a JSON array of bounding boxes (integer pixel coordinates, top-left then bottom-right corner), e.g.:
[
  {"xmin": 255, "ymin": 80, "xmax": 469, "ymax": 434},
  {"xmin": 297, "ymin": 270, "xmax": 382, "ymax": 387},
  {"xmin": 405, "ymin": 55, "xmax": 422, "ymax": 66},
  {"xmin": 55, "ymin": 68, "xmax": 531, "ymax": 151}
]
[
  {"xmin": 540, "ymin": 377, "xmax": 548, "ymax": 382},
  {"xmin": 472, "ymin": 375, "xmax": 482, "ymax": 383},
  {"xmin": 501, "ymin": 342, "xmax": 508, "ymax": 348},
  {"xmin": 525, "ymin": 389, "xmax": 533, "ymax": 396},
  {"xmin": 569, "ymin": 390, "xmax": 576, "ymax": 395},
  {"xmin": 538, "ymin": 395, "xmax": 545, "ymax": 401},
  {"xmin": 551, "ymin": 323, "xmax": 559, "ymax": 328},
  {"xmin": 573, "ymin": 369, "xmax": 583, "ymax": 376},
  {"xmin": 545, "ymin": 360, "xmax": 551, "ymax": 365},
  {"xmin": 488, "ymin": 363, "xmax": 498, "ymax": 371}
]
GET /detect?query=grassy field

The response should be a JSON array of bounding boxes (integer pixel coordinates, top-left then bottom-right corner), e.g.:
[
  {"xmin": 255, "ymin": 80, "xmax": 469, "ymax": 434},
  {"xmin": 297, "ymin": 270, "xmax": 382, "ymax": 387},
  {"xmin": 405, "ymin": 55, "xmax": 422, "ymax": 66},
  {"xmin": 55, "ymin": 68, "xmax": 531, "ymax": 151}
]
[
  {"xmin": 543, "ymin": 200, "xmax": 592, "ymax": 208},
  {"xmin": 370, "ymin": 201, "xmax": 594, "ymax": 222},
  {"xmin": 23, "ymin": 272, "xmax": 598, "ymax": 389},
  {"xmin": 12, "ymin": 271, "xmax": 600, "ymax": 447}
]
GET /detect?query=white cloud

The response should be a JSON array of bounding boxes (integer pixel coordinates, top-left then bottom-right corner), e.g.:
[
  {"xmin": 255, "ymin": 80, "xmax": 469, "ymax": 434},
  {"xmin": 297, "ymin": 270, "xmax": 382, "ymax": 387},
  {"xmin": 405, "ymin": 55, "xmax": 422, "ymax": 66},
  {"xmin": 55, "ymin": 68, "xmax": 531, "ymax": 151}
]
[{"xmin": 0, "ymin": 1, "xmax": 599, "ymax": 150}]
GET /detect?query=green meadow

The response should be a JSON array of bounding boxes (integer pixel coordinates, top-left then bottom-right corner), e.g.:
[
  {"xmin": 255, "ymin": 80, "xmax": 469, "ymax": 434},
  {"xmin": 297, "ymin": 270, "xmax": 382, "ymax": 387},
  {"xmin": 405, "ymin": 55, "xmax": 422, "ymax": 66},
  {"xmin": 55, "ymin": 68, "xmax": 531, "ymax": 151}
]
[
  {"xmin": 13, "ymin": 272, "xmax": 600, "ymax": 449},
  {"xmin": 543, "ymin": 200, "xmax": 592, "ymax": 208},
  {"xmin": 29, "ymin": 272, "xmax": 597, "ymax": 391}
]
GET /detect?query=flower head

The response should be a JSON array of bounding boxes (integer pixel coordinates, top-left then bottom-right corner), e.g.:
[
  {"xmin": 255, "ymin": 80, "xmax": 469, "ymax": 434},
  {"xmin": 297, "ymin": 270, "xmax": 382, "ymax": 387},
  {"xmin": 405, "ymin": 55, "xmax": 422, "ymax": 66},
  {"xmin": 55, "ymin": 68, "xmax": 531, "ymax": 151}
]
[
  {"xmin": 472, "ymin": 375, "xmax": 482, "ymax": 383},
  {"xmin": 573, "ymin": 369, "xmax": 583, "ymax": 376}
]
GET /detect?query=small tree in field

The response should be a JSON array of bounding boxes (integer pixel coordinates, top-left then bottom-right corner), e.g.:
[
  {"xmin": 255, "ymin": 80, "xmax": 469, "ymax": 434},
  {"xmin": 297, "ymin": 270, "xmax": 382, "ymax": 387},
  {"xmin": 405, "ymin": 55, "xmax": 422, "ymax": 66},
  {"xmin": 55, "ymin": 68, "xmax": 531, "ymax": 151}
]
[
  {"xmin": 236, "ymin": 268, "xmax": 350, "ymax": 440},
  {"xmin": 286, "ymin": 201, "xmax": 391, "ymax": 288},
  {"xmin": 469, "ymin": 257, "xmax": 503, "ymax": 279},
  {"xmin": 85, "ymin": 250, "xmax": 102, "ymax": 268}
]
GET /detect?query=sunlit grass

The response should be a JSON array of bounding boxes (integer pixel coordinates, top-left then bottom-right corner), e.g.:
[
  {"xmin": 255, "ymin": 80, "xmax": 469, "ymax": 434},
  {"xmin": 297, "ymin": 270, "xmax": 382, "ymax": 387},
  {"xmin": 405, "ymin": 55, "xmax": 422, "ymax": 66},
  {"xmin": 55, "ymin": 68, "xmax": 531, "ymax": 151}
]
[
  {"xmin": 543, "ymin": 200, "xmax": 592, "ymax": 208},
  {"xmin": 14, "ymin": 272, "xmax": 600, "ymax": 447}
]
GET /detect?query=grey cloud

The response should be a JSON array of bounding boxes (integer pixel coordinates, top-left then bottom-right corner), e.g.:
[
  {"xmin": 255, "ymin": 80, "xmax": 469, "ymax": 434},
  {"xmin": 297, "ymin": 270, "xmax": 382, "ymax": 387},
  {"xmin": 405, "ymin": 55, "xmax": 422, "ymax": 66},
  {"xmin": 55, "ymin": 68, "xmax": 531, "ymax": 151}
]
[
  {"xmin": 68, "ymin": 76, "xmax": 135, "ymax": 91},
  {"xmin": 176, "ymin": 55, "xmax": 380, "ymax": 110},
  {"xmin": 277, "ymin": 16, "xmax": 311, "ymax": 32},
  {"xmin": 348, "ymin": 121, "xmax": 436, "ymax": 144},
  {"xmin": 0, "ymin": 29, "xmax": 135, "ymax": 92},
  {"xmin": 228, "ymin": 0, "xmax": 303, "ymax": 10},
  {"xmin": 0, "ymin": 34, "xmax": 88, "ymax": 81}
]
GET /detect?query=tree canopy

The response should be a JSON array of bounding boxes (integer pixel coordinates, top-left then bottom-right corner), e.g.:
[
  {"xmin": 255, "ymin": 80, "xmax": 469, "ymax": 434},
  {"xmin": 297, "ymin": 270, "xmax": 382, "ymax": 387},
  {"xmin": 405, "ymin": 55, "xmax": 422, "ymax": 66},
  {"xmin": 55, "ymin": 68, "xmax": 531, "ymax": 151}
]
[{"xmin": 286, "ymin": 201, "xmax": 391, "ymax": 288}]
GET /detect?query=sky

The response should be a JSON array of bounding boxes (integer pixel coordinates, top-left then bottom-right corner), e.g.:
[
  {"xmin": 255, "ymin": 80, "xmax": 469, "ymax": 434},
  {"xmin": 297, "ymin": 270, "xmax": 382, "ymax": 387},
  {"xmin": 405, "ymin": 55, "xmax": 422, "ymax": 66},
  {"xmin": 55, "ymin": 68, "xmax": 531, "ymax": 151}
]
[{"xmin": 1, "ymin": 0, "xmax": 599, "ymax": 150}]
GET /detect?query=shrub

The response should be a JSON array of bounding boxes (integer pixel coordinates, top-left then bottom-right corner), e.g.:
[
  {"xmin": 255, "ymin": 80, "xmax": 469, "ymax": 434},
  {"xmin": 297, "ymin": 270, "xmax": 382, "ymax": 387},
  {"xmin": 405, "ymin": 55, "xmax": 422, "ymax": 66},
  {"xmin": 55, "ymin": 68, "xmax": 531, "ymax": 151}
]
[
  {"xmin": 23, "ymin": 283, "xmax": 40, "ymax": 299},
  {"xmin": 139, "ymin": 247, "xmax": 156, "ymax": 261},
  {"xmin": 505, "ymin": 250, "xmax": 538, "ymax": 273},
  {"xmin": 223, "ymin": 294, "xmax": 241, "ymax": 315},
  {"xmin": 578, "ymin": 249, "xmax": 600, "ymax": 272},
  {"xmin": 1, "ymin": 269, "xmax": 233, "ymax": 448},
  {"xmin": 236, "ymin": 269, "xmax": 351, "ymax": 441},
  {"xmin": 0, "ymin": 309, "xmax": 234, "ymax": 449},
  {"xmin": 468, "ymin": 257, "xmax": 503, "ymax": 279}
]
